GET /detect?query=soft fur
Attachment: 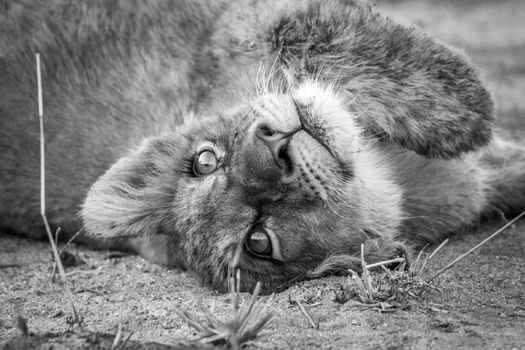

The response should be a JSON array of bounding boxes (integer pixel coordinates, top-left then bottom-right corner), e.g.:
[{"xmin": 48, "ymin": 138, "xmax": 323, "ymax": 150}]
[{"xmin": 1, "ymin": 0, "xmax": 524, "ymax": 292}]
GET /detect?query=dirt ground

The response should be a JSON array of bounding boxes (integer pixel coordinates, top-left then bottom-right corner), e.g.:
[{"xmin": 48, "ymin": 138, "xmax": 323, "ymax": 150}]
[{"xmin": 1, "ymin": 1, "xmax": 524, "ymax": 349}]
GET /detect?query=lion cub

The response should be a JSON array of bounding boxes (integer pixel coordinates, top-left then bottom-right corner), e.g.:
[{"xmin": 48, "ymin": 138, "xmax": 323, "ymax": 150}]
[{"xmin": 1, "ymin": 0, "xmax": 524, "ymax": 292}]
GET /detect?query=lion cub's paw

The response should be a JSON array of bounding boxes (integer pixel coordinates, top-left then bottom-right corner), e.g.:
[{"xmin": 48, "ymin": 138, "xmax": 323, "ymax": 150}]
[{"xmin": 362, "ymin": 238, "xmax": 412, "ymax": 270}]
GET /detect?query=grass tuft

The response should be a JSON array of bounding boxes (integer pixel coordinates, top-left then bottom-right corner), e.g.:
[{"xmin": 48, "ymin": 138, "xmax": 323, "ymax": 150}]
[
  {"xmin": 333, "ymin": 211, "xmax": 525, "ymax": 311},
  {"xmin": 173, "ymin": 271, "xmax": 274, "ymax": 349},
  {"xmin": 333, "ymin": 244, "xmax": 436, "ymax": 312}
]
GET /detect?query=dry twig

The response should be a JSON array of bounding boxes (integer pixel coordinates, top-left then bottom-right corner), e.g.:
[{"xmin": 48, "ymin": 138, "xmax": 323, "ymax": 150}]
[
  {"xmin": 289, "ymin": 297, "xmax": 319, "ymax": 329},
  {"xmin": 51, "ymin": 229, "xmax": 83, "ymax": 281},
  {"xmin": 428, "ymin": 211, "xmax": 525, "ymax": 283},
  {"xmin": 36, "ymin": 53, "xmax": 81, "ymax": 327}
]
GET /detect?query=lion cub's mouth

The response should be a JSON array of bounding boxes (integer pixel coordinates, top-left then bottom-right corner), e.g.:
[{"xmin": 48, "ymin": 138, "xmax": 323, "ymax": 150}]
[
  {"xmin": 249, "ymin": 82, "xmax": 358, "ymax": 202},
  {"xmin": 279, "ymin": 130, "xmax": 344, "ymax": 201},
  {"xmin": 295, "ymin": 100, "xmax": 354, "ymax": 180}
]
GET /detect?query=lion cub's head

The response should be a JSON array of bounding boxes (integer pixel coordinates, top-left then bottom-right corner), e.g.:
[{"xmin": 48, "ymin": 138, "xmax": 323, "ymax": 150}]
[{"xmin": 82, "ymin": 81, "xmax": 405, "ymax": 292}]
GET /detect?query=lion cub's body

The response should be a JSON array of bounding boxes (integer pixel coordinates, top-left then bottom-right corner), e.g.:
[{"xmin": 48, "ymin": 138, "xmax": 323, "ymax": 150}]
[{"xmin": 1, "ymin": 0, "xmax": 524, "ymax": 291}]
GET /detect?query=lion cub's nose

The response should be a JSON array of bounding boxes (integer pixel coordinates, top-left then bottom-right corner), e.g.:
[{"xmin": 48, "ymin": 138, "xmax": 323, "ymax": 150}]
[{"xmin": 255, "ymin": 125, "xmax": 293, "ymax": 172}]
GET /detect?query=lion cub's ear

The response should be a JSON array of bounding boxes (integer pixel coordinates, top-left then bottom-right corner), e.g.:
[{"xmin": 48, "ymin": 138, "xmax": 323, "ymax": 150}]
[
  {"xmin": 274, "ymin": 2, "xmax": 494, "ymax": 158},
  {"xmin": 81, "ymin": 136, "xmax": 180, "ymax": 239}
]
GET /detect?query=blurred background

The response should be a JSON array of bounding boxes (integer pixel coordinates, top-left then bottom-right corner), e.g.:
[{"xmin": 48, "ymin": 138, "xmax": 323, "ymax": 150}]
[{"xmin": 377, "ymin": 0, "xmax": 525, "ymax": 141}]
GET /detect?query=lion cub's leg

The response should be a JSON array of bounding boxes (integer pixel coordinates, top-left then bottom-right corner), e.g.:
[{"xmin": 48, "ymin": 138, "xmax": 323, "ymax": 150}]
[
  {"xmin": 479, "ymin": 139, "xmax": 525, "ymax": 218},
  {"xmin": 307, "ymin": 236, "xmax": 412, "ymax": 278},
  {"xmin": 391, "ymin": 149, "xmax": 487, "ymax": 243},
  {"xmin": 391, "ymin": 138, "xmax": 525, "ymax": 244}
]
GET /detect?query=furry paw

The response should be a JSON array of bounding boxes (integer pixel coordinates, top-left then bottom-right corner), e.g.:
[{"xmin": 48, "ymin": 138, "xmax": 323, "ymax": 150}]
[
  {"xmin": 361, "ymin": 239, "xmax": 412, "ymax": 270},
  {"xmin": 305, "ymin": 238, "xmax": 412, "ymax": 279}
]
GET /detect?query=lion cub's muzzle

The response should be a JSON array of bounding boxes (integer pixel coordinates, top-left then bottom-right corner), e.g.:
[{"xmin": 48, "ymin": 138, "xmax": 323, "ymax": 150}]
[
  {"xmin": 234, "ymin": 122, "xmax": 296, "ymax": 203},
  {"xmin": 233, "ymin": 98, "xmax": 348, "ymax": 205}
]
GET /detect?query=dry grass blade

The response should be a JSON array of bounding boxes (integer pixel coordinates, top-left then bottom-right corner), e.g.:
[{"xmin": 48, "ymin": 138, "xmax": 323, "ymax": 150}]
[
  {"xmin": 111, "ymin": 323, "xmax": 134, "ymax": 350},
  {"xmin": 231, "ymin": 269, "xmax": 241, "ymax": 312},
  {"xmin": 360, "ymin": 244, "xmax": 374, "ymax": 301},
  {"xmin": 428, "ymin": 211, "xmax": 525, "ymax": 283},
  {"xmin": 348, "ymin": 269, "xmax": 371, "ymax": 303},
  {"xmin": 111, "ymin": 324, "xmax": 122, "ymax": 349},
  {"xmin": 237, "ymin": 281, "xmax": 262, "ymax": 332},
  {"xmin": 412, "ymin": 244, "xmax": 429, "ymax": 267},
  {"xmin": 418, "ymin": 239, "xmax": 449, "ymax": 277},
  {"xmin": 51, "ymin": 229, "xmax": 83, "ymax": 281},
  {"xmin": 293, "ymin": 298, "xmax": 319, "ymax": 329},
  {"xmin": 119, "ymin": 331, "xmax": 134, "ymax": 349},
  {"xmin": 172, "ymin": 308, "xmax": 207, "ymax": 334},
  {"xmin": 200, "ymin": 305, "xmax": 221, "ymax": 329},
  {"xmin": 239, "ymin": 312, "xmax": 274, "ymax": 340},
  {"xmin": 36, "ymin": 53, "xmax": 81, "ymax": 328},
  {"xmin": 174, "ymin": 273, "xmax": 274, "ymax": 349},
  {"xmin": 365, "ymin": 257, "xmax": 406, "ymax": 270},
  {"xmin": 380, "ymin": 264, "xmax": 394, "ymax": 278},
  {"xmin": 428, "ymin": 239, "xmax": 449, "ymax": 261}
]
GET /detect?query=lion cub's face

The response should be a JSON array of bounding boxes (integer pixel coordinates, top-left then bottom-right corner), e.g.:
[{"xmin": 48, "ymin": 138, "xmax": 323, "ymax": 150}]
[{"xmin": 83, "ymin": 82, "xmax": 400, "ymax": 292}]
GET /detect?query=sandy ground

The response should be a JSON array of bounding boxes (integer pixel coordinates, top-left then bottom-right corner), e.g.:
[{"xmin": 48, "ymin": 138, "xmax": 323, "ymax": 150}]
[{"xmin": 1, "ymin": 1, "xmax": 524, "ymax": 349}]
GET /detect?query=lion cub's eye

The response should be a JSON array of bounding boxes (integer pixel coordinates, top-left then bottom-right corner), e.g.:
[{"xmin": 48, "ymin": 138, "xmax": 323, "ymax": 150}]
[
  {"xmin": 246, "ymin": 228, "xmax": 272, "ymax": 256},
  {"xmin": 192, "ymin": 149, "xmax": 218, "ymax": 176},
  {"xmin": 245, "ymin": 226, "xmax": 284, "ymax": 262}
]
